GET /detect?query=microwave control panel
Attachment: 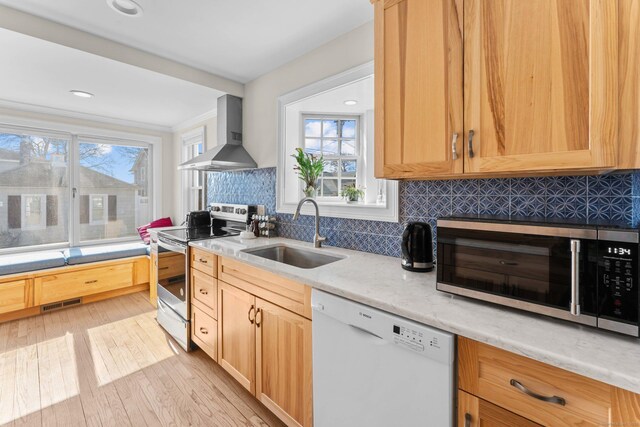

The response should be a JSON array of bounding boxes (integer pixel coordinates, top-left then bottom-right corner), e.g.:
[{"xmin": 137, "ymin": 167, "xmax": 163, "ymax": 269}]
[{"xmin": 599, "ymin": 240, "xmax": 638, "ymax": 324}]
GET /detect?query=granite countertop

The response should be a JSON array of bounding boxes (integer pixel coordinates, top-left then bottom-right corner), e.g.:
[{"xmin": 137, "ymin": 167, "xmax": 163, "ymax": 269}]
[{"xmin": 190, "ymin": 236, "xmax": 640, "ymax": 394}]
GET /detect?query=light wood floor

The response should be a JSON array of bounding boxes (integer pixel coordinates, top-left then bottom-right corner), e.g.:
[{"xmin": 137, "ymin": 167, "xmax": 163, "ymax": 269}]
[{"xmin": 0, "ymin": 292, "xmax": 286, "ymax": 427}]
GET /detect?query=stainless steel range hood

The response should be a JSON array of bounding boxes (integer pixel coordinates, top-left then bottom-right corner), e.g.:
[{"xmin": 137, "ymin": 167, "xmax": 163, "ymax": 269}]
[{"xmin": 178, "ymin": 95, "xmax": 257, "ymax": 171}]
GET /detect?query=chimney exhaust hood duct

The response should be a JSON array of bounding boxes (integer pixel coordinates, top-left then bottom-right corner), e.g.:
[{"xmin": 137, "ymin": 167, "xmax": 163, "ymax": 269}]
[{"xmin": 178, "ymin": 95, "xmax": 257, "ymax": 171}]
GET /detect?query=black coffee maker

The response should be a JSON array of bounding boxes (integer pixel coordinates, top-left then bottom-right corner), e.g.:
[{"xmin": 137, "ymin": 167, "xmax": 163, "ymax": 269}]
[{"xmin": 401, "ymin": 222, "xmax": 434, "ymax": 272}]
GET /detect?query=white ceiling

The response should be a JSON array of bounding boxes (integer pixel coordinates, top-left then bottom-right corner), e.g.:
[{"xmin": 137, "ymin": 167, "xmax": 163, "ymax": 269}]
[
  {"xmin": 0, "ymin": 0, "xmax": 374, "ymax": 83},
  {"xmin": 0, "ymin": 28, "xmax": 224, "ymax": 128}
]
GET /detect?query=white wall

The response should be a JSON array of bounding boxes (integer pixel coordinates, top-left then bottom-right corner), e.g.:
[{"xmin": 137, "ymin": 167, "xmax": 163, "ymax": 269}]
[
  {"xmin": 242, "ymin": 20, "xmax": 373, "ymax": 167},
  {"xmin": 0, "ymin": 106, "xmax": 175, "ymax": 222}
]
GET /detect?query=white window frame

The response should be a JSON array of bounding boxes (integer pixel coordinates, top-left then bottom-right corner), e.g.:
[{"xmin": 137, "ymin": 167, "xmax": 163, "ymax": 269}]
[
  {"xmin": 21, "ymin": 194, "xmax": 47, "ymax": 231},
  {"xmin": 181, "ymin": 126, "xmax": 206, "ymax": 216},
  {"xmin": 88, "ymin": 194, "xmax": 108, "ymax": 225},
  {"xmin": 0, "ymin": 116, "xmax": 162, "ymax": 254},
  {"xmin": 276, "ymin": 61, "xmax": 399, "ymax": 222}
]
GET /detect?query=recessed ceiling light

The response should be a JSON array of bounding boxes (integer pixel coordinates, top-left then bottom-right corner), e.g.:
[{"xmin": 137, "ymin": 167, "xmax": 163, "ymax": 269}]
[
  {"xmin": 70, "ymin": 90, "xmax": 94, "ymax": 98},
  {"xmin": 107, "ymin": 0, "xmax": 143, "ymax": 17},
  {"xmin": 344, "ymin": 100, "xmax": 358, "ymax": 106}
]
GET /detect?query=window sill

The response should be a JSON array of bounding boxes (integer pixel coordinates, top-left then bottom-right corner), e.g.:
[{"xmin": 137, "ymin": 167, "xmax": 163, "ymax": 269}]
[{"xmin": 277, "ymin": 196, "xmax": 399, "ymax": 222}]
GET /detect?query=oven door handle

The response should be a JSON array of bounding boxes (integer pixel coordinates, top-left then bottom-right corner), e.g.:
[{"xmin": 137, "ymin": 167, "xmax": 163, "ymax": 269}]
[
  {"xmin": 570, "ymin": 239, "xmax": 581, "ymax": 316},
  {"xmin": 159, "ymin": 238, "xmax": 187, "ymax": 254}
]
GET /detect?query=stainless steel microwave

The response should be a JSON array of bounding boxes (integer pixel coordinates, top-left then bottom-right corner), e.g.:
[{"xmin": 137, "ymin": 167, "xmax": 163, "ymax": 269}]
[{"xmin": 436, "ymin": 217, "xmax": 639, "ymax": 337}]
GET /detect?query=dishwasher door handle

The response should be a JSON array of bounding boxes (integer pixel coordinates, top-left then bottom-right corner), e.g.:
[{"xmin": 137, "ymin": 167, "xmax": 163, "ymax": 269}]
[{"xmin": 349, "ymin": 324, "xmax": 384, "ymax": 340}]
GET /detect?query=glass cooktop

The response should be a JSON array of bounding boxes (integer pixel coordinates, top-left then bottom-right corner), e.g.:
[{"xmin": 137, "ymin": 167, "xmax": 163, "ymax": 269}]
[{"xmin": 159, "ymin": 226, "xmax": 240, "ymax": 243}]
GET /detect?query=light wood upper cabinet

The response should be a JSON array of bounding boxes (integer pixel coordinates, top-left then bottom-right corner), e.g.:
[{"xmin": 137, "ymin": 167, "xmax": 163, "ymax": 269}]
[
  {"xmin": 374, "ymin": 0, "xmax": 463, "ymax": 178},
  {"xmin": 217, "ymin": 282, "xmax": 256, "ymax": 394},
  {"xmin": 618, "ymin": 0, "xmax": 640, "ymax": 169},
  {"xmin": 256, "ymin": 298, "xmax": 313, "ymax": 427},
  {"xmin": 464, "ymin": 0, "xmax": 617, "ymax": 174},
  {"xmin": 374, "ymin": 0, "xmax": 622, "ymax": 178}
]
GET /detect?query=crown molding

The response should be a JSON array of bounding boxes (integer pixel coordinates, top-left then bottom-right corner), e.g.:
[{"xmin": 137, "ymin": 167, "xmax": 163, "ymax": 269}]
[
  {"xmin": 171, "ymin": 108, "xmax": 217, "ymax": 132},
  {"xmin": 0, "ymin": 98, "xmax": 173, "ymax": 134}
]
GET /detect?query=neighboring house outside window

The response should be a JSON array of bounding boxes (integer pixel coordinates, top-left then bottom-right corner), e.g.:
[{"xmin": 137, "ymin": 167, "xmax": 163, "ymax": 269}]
[{"xmin": 302, "ymin": 115, "xmax": 360, "ymax": 198}]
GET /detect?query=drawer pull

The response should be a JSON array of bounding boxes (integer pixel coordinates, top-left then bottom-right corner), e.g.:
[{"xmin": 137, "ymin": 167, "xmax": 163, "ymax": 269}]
[
  {"xmin": 158, "ymin": 267, "xmax": 169, "ymax": 270},
  {"xmin": 85, "ymin": 280, "xmax": 98, "ymax": 284},
  {"xmin": 464, "ymin": 413, "xmax": 471, "ymax": 427},
  {"xmin": 199, "ymin": 289, "xmax": 208, "ymax": 295},
  {"xmin": 199, "ymin": 327, "xmax": 208, "ymax": 335},
  {"xmin": 510, "ymin": 379, "xmax": 566, "ymax": 406},
  {"xmin": 198, "ymin": 258, "xmax": 208, "ymax": 264},
  {"xmin": 248, "ymin": 305, "xmax": 255, "ymax": 324}
]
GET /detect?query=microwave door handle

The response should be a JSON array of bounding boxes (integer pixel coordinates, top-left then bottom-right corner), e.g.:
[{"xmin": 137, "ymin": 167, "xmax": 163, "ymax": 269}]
[{"xmin": 570, "ymin": 239, "xmax": 581, "ymax": 316}]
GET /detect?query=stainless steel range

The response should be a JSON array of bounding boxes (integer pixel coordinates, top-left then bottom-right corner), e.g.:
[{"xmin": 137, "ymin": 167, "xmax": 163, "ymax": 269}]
[{"xmin": 156, "ymin": 203, "xmax": 257, "ymax": 350}]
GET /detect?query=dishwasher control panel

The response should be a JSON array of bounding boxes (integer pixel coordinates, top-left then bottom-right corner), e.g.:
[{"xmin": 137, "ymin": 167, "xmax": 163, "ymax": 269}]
[{"xmin": 392, "ymin": 324, "xmax": 444, "ymax": 353}]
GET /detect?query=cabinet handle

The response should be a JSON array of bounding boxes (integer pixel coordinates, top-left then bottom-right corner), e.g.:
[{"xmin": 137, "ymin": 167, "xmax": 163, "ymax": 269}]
[
  {"xmin": 255, "ymin": 308, "xmax": 263, "ymax": 327},
  {"xmin": 199, "ymin": 289, "xmax": 208, "ymax": 295},
  {"xmin": 570, "ymin": 239, "xmax": 581, "ymax": 316},
  {"xmin": 468, "ymin": 130, "xmax": 475, "ymax": 158},
  {"xmin": 509, "ymin": 379, "xmax": 566, "ymax": 406},
  {"xmin": 464, "ymin": 413, "xmax": 472, "ymax": 427},
  {"xmin": 248, "ymin": 305, "xmax": 255, "ymax": 324},
  {"xmin": 158, "ymin": 267, "xmax": 169, "ymax": 270},
  {"xmin": 199, "ymin": 327, "xmax": 208, "ymax": 335},
  {"xmin": 452, "ymin": 133, "xmax": 459, "ymax": 160},
  {"xmin": 198, "ymin": 258, "xmax": 208, "ymax": 264},
  {"xmin": 85, "ymin": 280, "xmax": 98, "ymax": 284}
]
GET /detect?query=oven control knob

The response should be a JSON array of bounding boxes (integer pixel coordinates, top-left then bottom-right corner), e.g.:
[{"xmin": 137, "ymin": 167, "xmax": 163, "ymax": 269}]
[
  {"xmin": 212, "ymin": 206, "xmax": 221, "ymax": 212},
  {"xmin": 238, "ymin": 209, "xmax": 247, "ymax": 215}
]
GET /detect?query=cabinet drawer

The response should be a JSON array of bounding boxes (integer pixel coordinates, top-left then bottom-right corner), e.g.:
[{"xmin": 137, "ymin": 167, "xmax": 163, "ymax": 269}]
[
  {"xmin": 36, "ymin": 263, "xmax": 133, "ymax": 305},
  {"xmin": 157, "ymin": 252, "xmax": 185, "ymax": 281},
  {"xmin": 458, "ymin": 337, "xmax": 612, "ymax": 426},
  {"xmin": 191, "ymin": 305, "xmax": 217, "ymax": 361},
  {"xmin": 0, "ymin": 280, "xmax": 29, "ymax": 314},
  {"xmin": 191, "ymin": 268, "xmax": 217, "ymax": 317},
  {"xmin": 191, "ymin": 248, "xmax": 217, "ymax": 276}
]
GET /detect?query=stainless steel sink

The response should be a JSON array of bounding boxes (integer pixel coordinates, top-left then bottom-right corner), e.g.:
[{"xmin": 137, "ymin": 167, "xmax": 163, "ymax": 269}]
[{"xmin": 241, "ymin": 244, "xmax": 344, "ymax": 269}]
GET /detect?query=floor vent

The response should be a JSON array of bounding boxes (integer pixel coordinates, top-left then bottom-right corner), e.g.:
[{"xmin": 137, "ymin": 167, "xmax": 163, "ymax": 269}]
[{"xmin": 41, "ymin": 298, "xmax": 82, "ymax": 313}]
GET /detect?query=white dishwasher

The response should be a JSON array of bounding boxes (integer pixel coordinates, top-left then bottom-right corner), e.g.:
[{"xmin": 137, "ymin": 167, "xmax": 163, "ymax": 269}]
[{"xmin": 312, "ymin": 289, "xmax": 455, "ymax": 427}]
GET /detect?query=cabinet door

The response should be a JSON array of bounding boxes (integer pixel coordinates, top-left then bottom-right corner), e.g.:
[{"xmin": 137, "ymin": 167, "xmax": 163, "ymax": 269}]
[
  {"xmin": 458, "ymin": 390, "xmax": 542, "ymax": 427},
  {"xmin": 464, "ymin": 0, "xmax": 617, "ymax": 173},
  {"xmin": 374, "ymin": 0, "xmax": 463, "ymax": 179},
  {"xmin": 255, "ymin": 298, "xmax": 312, "ymax": 427},
  {"xmin": 618, "ymin": 0, "xmax": 640, "ymax": 168},
  {"xmin": 217, "ymin": 282, "xmax": 256, "ymax": 393},
  {"xmin": 149, "ymin": 252, "xmax": 158, "ymax": 307}
]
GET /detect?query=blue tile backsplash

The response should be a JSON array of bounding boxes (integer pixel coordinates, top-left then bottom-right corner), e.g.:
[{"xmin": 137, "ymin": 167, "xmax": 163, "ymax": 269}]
[{"xmin": 208, "ymin": 168, "xmax": 640, "ymax": 259}]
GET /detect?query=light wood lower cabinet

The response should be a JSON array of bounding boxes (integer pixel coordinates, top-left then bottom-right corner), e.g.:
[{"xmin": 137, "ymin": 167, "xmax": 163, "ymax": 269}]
[
  {"xmin": 191, "ymin": 304, "xmax": 217, "ymax": 361},
  {"xmin": 0, "ymin": 279, "xmax": 31, "ymax": 314},
  {"xmin": 217, "ymin": 281, "xmax": 256, "ymax": 393},
  {"xmin": 217, "ymin": 259, "xmax": 313, "ymax": 427},
  {"xmin": 256, "ymin": 298, "xmax": 313, "ymax": 427},
  {"xmin": 458, "ymin": 390, "xmax": 542, "ymax": 427},
  {"xmin": 458, "ymin": 337, "xmax": 640, "ymax": 426}
]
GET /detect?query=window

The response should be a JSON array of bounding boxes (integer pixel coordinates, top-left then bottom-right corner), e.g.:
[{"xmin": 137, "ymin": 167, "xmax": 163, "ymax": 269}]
[
  {"xmin": 182, "ymin": 127, "xmax": 205, "ymax": 214},
  {"xmin": 303, "ymin": 116, "xmax": 359, "ymax": 198},
  {"xmin": 0, "ymin": 125, "xmax": 154, "ymax": 251},
  {"xmin": 89, "ymin": 194, "xmax": 107, "ymax": 225},
  {"xmin": 22, "ymin": 195, "xmax": 47, "ymax": 230},
  {"xmin": 78, "ymin": 139, "xmax": 151, "ymax": 243},
  {"xmin": 277, "ymin": 62, "xmax": 399, "ymax": 222}
]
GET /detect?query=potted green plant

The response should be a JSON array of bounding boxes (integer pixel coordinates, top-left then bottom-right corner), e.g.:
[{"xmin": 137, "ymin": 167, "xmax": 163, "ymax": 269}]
[
  {"xmin": 340, "ymin": 184, "xmax": 365, "ymax": 203},
  {"xmin": 292, "ymin": 148, "xmax": 324, "ymax": 198}
]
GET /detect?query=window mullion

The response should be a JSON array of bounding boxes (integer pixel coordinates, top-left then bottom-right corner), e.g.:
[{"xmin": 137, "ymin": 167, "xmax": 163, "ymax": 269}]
[{"xmin": 70, "ymin": 135, "xmax": 79, "ymax": 247}]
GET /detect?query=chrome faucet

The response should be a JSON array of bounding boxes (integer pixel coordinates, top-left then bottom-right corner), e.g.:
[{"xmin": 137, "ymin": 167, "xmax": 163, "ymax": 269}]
[{"xmin": 293, "ymin": 197, "xmax": 326, "ymax": 248}]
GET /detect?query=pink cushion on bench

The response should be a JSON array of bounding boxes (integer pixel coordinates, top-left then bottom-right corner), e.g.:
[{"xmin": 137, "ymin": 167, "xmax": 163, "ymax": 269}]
[{"xmin": 137, "ymin": 217, "xmax": 173, "ymax": 244}]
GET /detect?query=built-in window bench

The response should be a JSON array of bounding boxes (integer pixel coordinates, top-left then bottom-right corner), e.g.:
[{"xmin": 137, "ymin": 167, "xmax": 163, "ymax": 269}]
[{"xmin": 0, "ymin": 242, "xmax": 150, "ymax": 322}]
